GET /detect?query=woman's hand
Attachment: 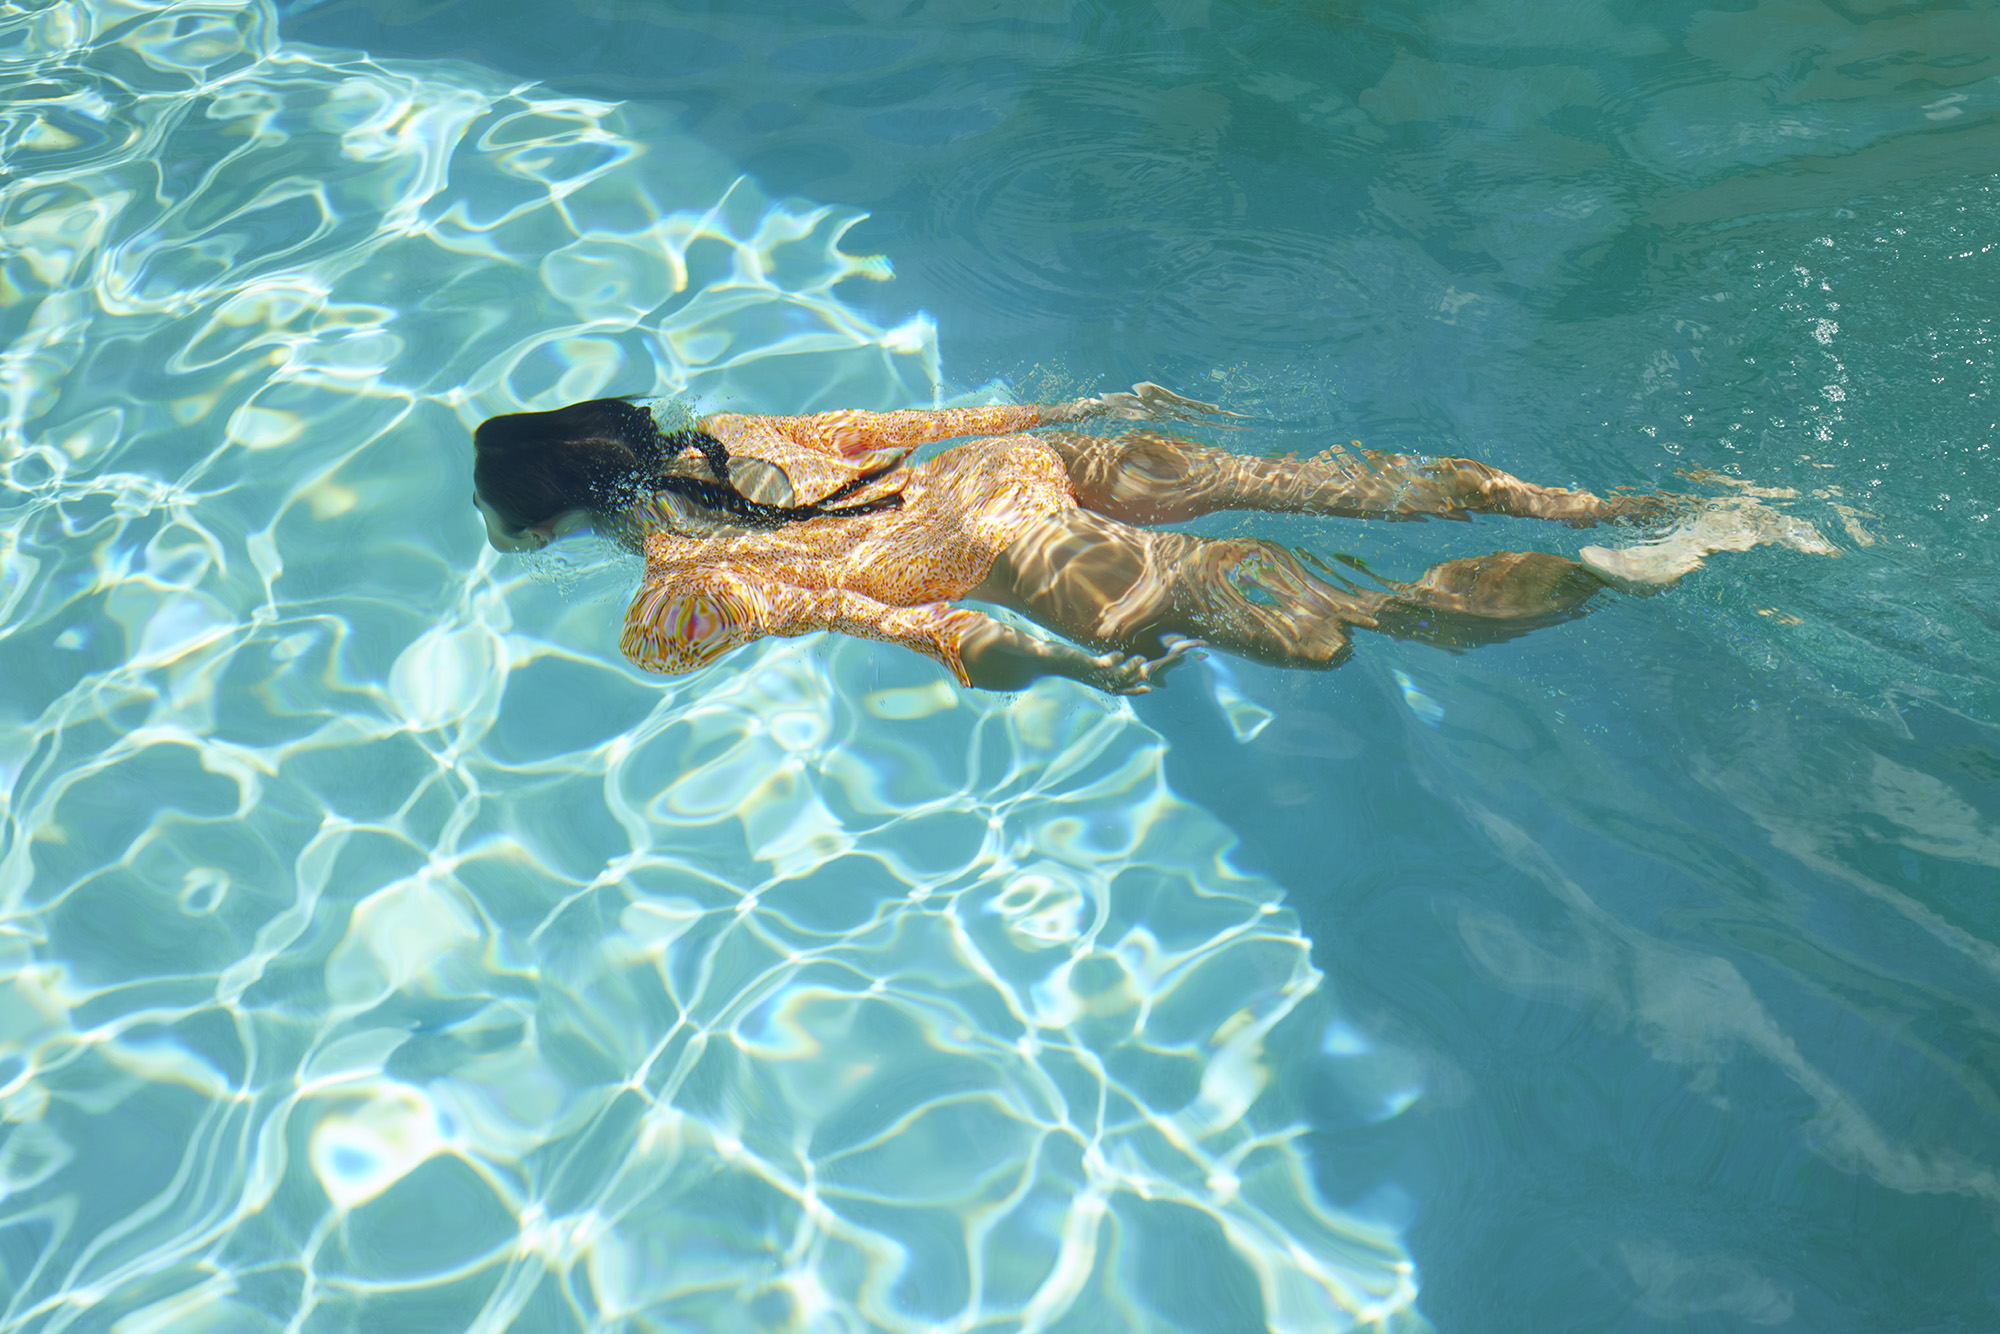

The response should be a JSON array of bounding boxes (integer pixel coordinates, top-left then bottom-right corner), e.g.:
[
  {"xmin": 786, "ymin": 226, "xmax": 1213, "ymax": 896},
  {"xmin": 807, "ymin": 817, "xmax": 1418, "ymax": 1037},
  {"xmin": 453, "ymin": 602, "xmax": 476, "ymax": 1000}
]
[
  {"xmin": 1078, "ymin": 635, "xmax": 1203, "ymax": 695},
  {"xmin": 1094, "ymin": 382, "xmax": 1246, "ymax": 424},
  {"xmin": 1047, "ymin": 383, "xmax": 1245, "ymax": 427},
  {"xmin": 960, "ymin": 618, "xmax": 1202, "ymax": 695},
  {"xmin": 834, "ymin": 427, "xmax": 917, "ymax": 462}
]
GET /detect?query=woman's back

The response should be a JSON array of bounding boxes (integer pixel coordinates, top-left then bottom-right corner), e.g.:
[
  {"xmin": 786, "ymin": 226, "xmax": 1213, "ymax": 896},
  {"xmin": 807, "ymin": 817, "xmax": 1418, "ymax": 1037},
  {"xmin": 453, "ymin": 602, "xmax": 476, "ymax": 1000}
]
[{"xmin": 638, "ymin": 432, "xmax": 1077, "ymax": 610}]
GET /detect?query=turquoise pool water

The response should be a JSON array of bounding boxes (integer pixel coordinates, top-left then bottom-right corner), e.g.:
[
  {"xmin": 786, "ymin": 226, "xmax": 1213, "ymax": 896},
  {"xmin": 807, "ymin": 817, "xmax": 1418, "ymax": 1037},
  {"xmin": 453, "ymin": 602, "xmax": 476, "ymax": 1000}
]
[{"xmin": 2, "ymin": 0, "xmax": 1995, "ymax": 1329}]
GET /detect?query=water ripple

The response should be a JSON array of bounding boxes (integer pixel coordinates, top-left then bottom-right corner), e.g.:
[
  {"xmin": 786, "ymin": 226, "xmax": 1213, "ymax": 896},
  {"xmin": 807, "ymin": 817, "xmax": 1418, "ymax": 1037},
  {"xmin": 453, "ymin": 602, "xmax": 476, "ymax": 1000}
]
[{"xmin": 0, "ymin": 2, "xmax": 1422, "ymax": 1329}]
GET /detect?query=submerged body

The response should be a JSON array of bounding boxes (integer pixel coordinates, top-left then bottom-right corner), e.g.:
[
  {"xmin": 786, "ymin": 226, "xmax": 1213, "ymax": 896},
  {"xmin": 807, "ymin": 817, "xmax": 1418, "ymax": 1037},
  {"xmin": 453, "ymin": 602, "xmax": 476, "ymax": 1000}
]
[
  {"xmin": 474, "ymin": 389, "xmax": 1684, "ymax": 694},
  {"xmin": 552, "ymin": 394, "xmax": 1672, "ymax": 688}
]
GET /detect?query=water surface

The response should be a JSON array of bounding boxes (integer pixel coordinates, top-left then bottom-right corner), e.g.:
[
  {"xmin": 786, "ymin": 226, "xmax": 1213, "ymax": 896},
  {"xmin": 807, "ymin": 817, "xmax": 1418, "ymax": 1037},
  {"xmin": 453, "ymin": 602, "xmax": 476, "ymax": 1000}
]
[{"xmin": 3, "ymin": 0, "xmax": 1997, "ymax": 1330}]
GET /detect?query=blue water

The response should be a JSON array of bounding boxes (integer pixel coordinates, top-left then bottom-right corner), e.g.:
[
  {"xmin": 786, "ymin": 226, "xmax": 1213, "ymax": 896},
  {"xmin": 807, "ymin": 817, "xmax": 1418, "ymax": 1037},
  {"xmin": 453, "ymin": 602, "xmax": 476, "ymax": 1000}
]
[{"xmin": 3, "ymin": 0, "xmax": 1996, "ymax": 1330}]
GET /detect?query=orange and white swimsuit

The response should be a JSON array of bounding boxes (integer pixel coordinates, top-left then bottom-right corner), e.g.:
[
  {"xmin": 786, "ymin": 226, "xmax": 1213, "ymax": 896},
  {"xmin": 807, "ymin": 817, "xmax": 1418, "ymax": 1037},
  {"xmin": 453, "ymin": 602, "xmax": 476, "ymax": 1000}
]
[{"xmin": 620, "ymin": 405, "xmax": 1074, "ymax": 685}]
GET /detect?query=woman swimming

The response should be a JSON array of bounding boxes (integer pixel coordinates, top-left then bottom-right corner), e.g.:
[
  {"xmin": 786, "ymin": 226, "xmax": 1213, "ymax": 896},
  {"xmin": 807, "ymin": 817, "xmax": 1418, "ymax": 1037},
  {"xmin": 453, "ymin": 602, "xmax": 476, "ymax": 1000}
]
[{"xmin": 470, "ymin": 387, "xmax": 1672, "ymax": 694}]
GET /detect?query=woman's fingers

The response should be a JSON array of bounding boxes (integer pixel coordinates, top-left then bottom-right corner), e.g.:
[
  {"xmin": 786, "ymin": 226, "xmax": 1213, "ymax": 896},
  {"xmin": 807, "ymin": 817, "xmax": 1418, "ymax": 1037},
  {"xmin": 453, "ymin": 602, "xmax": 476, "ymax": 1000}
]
[
  {"xmin": 1100, "ymin": 653, "xmax": 1154, "ymax": 694},
  {"xmin": 1138, "ymin": 635, "xmax": 1203, "ymax": 688},
  {"xmin": 837, "ymin": 435, "xmax": 916, "ymax": 469},
  {"xmin": 837, "ymin": 428, "xmax": 909, "ymax": 458},
  {"xmin": 1136, "ymin": 382, "xmax": 1242, "ymax": 418},
  {"xmin": 1095, "ymin": 382, "xmax": 1247, "ymax": 423},
  {"xmin": 1093, "ymin": 637, "xmax": 1206, "ymax": 694}
]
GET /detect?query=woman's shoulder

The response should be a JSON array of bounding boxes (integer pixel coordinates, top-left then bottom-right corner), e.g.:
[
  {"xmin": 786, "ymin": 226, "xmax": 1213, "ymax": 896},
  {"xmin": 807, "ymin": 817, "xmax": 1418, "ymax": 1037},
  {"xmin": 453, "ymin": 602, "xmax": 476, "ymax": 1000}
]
[{"xmin": 700, "ymin": 411, "xmax": 854, "ymax": 495}]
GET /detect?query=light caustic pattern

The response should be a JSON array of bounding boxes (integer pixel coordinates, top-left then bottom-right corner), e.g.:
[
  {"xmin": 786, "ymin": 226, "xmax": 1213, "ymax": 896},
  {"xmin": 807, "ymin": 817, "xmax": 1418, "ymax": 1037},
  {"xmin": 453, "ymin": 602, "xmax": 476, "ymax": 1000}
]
[{"xmin": 0, "ymin": 2, "xmax": 1423, "ymax": 1329}]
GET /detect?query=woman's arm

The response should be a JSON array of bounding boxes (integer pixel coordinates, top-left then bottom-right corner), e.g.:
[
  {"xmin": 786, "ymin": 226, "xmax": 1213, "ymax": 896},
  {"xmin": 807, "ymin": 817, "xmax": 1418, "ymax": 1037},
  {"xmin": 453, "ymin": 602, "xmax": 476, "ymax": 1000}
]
[
  {"xmin": 621, "ymin": 560, "xmax": 1189, "ymax": 692},
  {"xmin": 709, "ymin": 384, "xmax": 1238, "ymax": 461},
  {"xmin": 766, "ymin": 586, "xmax": 1192, "ymax": 692},
  {"xmin": 754, "ymin": 405, "xmax": 1063, "ymax": 459},
  {"xmin": 621, "ymin": 559, "xmax": 988, "ymax": 686},
  {"xmin": 957, "ymin": 617, "xmax": 1195, "ymax": 694}
]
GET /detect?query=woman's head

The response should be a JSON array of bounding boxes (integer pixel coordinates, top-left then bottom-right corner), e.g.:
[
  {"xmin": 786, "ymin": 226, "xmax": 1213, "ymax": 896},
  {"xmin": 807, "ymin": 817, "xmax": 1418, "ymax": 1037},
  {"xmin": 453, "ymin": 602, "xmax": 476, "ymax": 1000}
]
[
  {"xmin": 470, "ymin": 395, "xmax": 907, "ymax": 553},
  {"xmin": 471, "ymin": 397, "xmax": 667, "ymax": 551}
]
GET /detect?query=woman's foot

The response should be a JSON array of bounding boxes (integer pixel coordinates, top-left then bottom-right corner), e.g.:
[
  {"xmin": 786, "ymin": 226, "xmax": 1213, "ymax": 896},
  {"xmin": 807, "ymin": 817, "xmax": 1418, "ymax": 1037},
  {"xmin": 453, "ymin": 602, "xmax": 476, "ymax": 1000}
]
[{"xmin": 1579, "ymin": 498, "xmax": 1838, "ymax": 590}]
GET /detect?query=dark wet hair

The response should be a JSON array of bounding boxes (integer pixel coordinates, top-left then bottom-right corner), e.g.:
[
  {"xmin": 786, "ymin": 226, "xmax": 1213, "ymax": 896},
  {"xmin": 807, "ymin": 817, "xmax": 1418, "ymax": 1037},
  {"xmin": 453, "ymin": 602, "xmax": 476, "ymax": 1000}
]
[{"xmin": 471, "ymin": 397, "xmax": 904, "ymax": 534}]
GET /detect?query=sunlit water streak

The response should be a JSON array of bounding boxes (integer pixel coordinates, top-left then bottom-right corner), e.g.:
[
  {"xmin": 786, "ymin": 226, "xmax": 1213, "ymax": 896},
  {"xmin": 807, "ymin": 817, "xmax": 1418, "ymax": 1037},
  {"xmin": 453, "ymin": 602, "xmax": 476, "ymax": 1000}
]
[{"xmin": 0, "ymin": 2, "xmax": 1425, "ymax": 1329}]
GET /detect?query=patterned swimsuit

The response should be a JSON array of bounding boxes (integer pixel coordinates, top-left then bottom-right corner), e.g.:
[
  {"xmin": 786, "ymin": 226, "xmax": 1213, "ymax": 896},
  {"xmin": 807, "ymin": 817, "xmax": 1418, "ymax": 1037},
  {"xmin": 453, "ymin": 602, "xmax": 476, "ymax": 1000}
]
[{"xmin": 620, "ymin": 404, "xmax": 1075, "ymax": 686}]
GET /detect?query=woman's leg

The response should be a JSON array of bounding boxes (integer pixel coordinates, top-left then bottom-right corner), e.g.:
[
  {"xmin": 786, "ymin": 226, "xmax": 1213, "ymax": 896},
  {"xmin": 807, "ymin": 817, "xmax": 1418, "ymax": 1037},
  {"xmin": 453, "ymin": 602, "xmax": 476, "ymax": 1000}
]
[
  {"xmin": 975, "ymin": 509, "xmax": 1612, "ymax": 669},
  {"xmin": 1367, "ymin": 550, "xmax": 1608, "ymax": 649},
  {"xmin": 1041, "ymin": 430, "xmax": 1666, "ymax": 528}
]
